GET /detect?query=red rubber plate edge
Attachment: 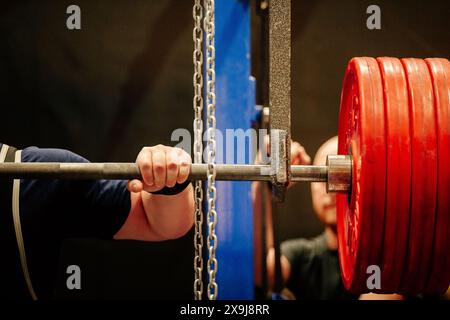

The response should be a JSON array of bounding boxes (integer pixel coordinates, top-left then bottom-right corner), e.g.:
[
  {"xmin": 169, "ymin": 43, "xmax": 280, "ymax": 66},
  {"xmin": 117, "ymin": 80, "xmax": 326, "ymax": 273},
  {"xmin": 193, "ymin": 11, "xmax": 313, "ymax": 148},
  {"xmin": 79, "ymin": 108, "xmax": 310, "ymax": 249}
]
[
  {"xmin": 424, "ymin": 58, "xmax": 450, "ymax": 294},
  {"xmin": 377, "ymin": 57, "xmax": 411, "ymax": 293},
  {"xmin": 337, "ymin": 59, "xmax": 359, "ymax": 292},
  {"xmin": 400, "ymin": 58, "xmax": 438, "ymax": 294},
  {"xmin": 336, "ymin": 60, "xmax": 359, "ymax": 290},
  {"xmin": 337, "ymin": 57, "xmax": 386, "ymax": 294}
]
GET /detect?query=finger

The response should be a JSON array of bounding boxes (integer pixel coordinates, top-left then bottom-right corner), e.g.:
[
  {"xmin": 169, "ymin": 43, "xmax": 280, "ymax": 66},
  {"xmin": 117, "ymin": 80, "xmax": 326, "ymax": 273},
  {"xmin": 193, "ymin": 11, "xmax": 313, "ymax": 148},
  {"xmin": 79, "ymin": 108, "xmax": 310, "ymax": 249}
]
[
  {"xmin": 299, "ymin": 147, "xmax": 311, "ymax": 164},
  {"xmin": 152, "ymin": 146, "xmax": 167, "ymax": 189},
  {"xmin": 165, "ymin": 149, "xmax": 180, "ymax": 188},
  {"xmin": 127, "ymin": 179, "xmax": 143, "ymax": 193},
  {"xmin": 136, "ymin": 147, "xmax": 154, "ymax": 187},
  {"xmin": 177, "ymin": 149, "xmax": 192, "ymax": 184},
  {"xmin": 290, "ymin": 142, "xmax": 302, "ymax": 165},
  {"xmin": 264, "ymin": 134, "xmax": 270, "ymax": 156},
  {"xmin": 292, "ymin": 142, "xmax": 311, "ymax": 165}
]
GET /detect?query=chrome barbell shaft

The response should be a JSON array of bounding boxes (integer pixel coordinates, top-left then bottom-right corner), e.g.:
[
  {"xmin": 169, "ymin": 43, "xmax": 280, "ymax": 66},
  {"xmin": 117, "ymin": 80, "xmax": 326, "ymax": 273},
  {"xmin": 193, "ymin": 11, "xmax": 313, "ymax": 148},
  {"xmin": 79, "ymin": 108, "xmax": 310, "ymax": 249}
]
[
  {"xmin": 0, "ymin": 156, "xmax": 352, "ymax": 192},
  {"xmin": 0, "ymin": 162, "xmax": 327, "ymax": 181}
]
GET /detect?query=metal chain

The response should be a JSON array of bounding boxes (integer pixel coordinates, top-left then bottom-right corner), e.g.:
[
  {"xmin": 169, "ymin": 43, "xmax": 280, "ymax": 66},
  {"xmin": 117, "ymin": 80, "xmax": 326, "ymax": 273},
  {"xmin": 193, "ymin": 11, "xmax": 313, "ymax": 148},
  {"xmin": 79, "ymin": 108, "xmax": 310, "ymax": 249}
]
[
  {"xmin": 192, "ymin": 0, "xmax": 204, "ymax": 301},
  {"xmin": 204, "ymin": 0, "xmax": 218, "ymax": 300}
]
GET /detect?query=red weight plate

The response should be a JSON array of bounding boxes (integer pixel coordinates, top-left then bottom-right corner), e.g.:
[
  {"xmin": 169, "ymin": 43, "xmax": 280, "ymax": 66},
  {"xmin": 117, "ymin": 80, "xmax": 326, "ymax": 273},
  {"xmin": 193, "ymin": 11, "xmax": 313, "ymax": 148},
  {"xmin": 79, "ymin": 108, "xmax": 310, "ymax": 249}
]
[
  {"xmin": 424, "ymin": 58, "xmax": 450, "ymax": 295},
  {"xmin": 377, "ymin": 57, "xmax": 411, "ymax": 293},
  {"xmin": 337, "ymin": 57, "xmax": 386, "ymax": 294},
  {"xmin": 400, "ymin": 58, "xmax": 438, "ymax": 294}
]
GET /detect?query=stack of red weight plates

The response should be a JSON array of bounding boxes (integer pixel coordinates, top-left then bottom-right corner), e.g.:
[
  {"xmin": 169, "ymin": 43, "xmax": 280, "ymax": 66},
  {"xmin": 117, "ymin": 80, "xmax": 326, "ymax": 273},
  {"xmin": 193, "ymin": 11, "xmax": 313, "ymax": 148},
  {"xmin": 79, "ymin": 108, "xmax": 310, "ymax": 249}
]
[{"xmin": 336, "ymin": 57, "xmax": 449, "ymax": 296}]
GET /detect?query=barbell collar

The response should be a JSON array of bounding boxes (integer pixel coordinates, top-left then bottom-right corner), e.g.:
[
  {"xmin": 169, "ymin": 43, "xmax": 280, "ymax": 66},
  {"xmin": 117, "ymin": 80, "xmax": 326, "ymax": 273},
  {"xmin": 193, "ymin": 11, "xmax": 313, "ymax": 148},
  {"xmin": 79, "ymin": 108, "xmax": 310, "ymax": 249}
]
[{"xmin": 326, "ymin": 155, "xmax": 352, "ymax": 193}]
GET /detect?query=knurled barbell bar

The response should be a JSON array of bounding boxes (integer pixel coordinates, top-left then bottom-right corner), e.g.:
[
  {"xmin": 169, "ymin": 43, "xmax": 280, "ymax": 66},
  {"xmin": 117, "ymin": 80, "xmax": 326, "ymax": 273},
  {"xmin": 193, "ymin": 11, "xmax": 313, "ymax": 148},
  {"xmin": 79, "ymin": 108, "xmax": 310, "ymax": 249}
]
[{"xmin": 0, "ymin": 158, "xmax": 350, "ymax": 190}]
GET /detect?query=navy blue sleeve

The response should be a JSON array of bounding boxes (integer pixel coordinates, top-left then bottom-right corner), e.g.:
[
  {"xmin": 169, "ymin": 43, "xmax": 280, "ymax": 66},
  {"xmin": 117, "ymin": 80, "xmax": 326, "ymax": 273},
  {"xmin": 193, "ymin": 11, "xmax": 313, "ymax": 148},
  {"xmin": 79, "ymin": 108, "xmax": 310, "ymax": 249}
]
[{"xmin": 20, "ymin": 147, "xmax": 131, "ymax": 240}]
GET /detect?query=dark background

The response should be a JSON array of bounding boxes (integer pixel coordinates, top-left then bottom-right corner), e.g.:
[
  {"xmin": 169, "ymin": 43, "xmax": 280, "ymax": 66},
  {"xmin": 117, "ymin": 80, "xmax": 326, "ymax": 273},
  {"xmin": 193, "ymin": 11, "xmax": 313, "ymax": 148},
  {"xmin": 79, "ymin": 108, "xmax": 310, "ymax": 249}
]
[{"xmin": 0, "ymin": 0, "xmax": 448, "ymax": 298}]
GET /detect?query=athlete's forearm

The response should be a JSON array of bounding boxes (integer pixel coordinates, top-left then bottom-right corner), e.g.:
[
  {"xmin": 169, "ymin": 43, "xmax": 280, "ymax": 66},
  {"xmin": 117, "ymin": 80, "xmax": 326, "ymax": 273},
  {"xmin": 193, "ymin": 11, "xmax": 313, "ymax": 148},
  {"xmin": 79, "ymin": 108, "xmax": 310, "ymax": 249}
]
[{"xmin": 142, "ymin": 184, "xmax": 194, "ymax": 240}]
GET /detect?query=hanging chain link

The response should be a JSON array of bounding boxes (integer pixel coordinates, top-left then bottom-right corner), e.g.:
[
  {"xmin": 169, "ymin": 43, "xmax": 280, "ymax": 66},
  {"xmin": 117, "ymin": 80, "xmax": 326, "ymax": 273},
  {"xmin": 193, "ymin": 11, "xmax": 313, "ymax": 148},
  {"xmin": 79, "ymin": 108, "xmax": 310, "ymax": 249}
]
[
  {"xmin": 192, "ymin": 0, "xmax": 204, "ymax": 301},
  {"xmin": 204, "ymin": 0, "xmax": 218, "ymax": 301}
]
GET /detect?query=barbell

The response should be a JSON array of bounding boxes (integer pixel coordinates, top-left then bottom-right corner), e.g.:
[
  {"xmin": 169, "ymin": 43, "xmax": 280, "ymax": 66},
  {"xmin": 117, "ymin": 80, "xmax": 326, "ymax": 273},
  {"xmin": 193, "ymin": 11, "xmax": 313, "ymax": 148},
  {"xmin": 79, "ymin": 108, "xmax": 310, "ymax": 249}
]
[
  {"xmin": 0, "ymin": 56, "xmax": 448, "ymax": 296},
  {"xmin": 0, "ymin": 160, "xmax": 348, "ymax": 185}
]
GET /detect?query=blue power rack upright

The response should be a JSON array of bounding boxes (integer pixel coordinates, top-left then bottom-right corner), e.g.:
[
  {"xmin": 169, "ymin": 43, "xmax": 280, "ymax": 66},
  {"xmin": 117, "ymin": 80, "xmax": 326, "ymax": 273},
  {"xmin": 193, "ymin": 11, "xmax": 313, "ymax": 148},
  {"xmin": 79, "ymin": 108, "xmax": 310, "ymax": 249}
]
[{"xmin": 205, "ymin": 0, "xmax": 256, "ymax": 300}]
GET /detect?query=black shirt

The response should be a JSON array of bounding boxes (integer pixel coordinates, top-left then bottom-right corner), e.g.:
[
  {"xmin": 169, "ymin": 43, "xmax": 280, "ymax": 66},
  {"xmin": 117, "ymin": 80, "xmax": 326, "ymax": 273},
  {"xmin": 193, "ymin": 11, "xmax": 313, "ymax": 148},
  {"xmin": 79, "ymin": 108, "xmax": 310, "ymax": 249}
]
[{"xmin": 281, "ymin": 232, "xmax": 358, "ymax": 300}]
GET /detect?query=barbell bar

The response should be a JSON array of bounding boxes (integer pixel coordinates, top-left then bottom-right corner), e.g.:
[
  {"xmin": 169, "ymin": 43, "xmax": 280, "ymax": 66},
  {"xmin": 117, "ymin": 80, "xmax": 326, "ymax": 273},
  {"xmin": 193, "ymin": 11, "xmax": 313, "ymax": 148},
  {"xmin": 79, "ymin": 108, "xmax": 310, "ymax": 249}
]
[{"xmin": 0, "ymin": 156, "xmax": 351, "ymax": 191}]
